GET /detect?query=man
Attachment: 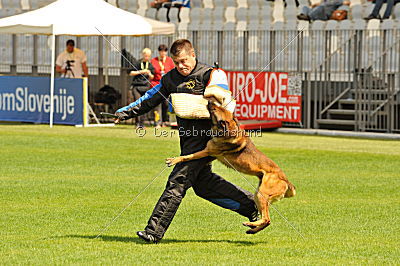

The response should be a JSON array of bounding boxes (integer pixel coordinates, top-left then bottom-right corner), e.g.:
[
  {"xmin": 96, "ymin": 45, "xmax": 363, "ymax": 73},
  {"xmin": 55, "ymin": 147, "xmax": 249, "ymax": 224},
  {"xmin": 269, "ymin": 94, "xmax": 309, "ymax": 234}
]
[
  {"xmin": 364, "ymin": 0, "xmax": 400, "ymax": 20},
  {"xmin": 129, "ymin": 48, "xmax": 155, "ymax": 128},
  {"xmin": 297, "ymin": 0, "xmax": 350, "ymax": 21},
  {"xmin": 151, "ymin": 44, "xmax": 175, "ymax": 127},
  {"xmin": 115, "ymin": 39, "xmax": 258, "ymax": 243},
  {"xmin": 150, "ymin": 0, "xmax": 170, "ymax": 9},
  {"xmin": 56, "ymin": 39, "xmax": 88, "ymax": 78}
]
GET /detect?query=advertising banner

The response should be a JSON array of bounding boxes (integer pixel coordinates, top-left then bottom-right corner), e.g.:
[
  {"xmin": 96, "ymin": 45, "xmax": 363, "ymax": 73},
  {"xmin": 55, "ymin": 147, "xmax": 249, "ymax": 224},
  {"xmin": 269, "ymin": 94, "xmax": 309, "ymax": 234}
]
[
  {"xmin": 226, "ymin": 71, "xmax": 302, "ymax": 122},
  {"xmin": 0, "ymin": 76, "xmax": 86, "ymax": 125}
]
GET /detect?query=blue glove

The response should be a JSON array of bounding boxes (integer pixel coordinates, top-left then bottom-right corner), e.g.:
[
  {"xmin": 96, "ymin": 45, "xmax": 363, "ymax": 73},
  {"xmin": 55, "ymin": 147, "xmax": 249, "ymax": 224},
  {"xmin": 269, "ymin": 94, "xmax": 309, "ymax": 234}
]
[{"xmin": 115, "ymin": 106, "xmax": 134, "ymax": 121}]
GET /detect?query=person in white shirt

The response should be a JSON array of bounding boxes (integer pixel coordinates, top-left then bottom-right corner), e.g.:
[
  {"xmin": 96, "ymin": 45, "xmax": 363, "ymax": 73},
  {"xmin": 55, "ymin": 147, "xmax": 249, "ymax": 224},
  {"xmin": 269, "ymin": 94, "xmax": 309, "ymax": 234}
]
[{"xmin": 56, "ymin": 39, "xmax": 88, "ymax": 78}]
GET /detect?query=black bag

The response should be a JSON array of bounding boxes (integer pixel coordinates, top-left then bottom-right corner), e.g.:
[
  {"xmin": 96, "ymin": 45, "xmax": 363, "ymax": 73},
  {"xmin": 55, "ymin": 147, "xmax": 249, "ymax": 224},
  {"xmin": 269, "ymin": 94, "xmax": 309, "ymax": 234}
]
[
  {"xmin": 121, "ymin": 49, "xmax": 137, "ymax": 68},
  {"xmin": 94, "ymin": 85, "xmax": 121, "ymax": 105}
]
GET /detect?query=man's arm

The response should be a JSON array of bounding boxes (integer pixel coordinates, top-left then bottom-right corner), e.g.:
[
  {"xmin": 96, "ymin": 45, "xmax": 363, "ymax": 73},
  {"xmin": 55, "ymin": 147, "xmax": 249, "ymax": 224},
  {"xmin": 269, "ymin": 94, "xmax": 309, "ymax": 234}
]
[
  {"xmin": 81, "ymin": 51, "xmax": 89, "ymax": 77},
  {"xmin": 310, "ymin": 0, "xmax": 322, "ymax": 7},
  {"xmin": 82, "ymin": 62, "xmax": 89, "ymax": 77},
  {"xmin": 130, "ymin": 69, "xmax": 148, "ymax": 76},
  {"xmin": 115, "ymin": 80, "xmax": 170, "ymax": 121},
  {"xmin": 56, "ymin": 65, "xmax": 66, "ymax": 75},
  {"xmin": 55, "ymin": 53, "xmax": 66, "ymax": 74}
]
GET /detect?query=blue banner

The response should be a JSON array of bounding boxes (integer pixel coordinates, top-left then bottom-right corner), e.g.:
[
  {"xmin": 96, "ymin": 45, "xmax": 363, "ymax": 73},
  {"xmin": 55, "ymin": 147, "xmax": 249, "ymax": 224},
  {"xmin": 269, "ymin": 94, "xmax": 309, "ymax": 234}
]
[{"xmin": 0, "ymin": 76, "xmax": 85, "ymax": 125}]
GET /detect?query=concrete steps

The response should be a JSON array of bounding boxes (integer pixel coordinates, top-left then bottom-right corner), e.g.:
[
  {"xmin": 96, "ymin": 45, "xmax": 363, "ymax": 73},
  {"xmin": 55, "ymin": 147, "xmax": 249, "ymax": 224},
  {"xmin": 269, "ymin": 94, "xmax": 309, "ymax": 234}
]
[{"xmin": 316, "ymin": 119, "xmax": 355, "ymax": 126}]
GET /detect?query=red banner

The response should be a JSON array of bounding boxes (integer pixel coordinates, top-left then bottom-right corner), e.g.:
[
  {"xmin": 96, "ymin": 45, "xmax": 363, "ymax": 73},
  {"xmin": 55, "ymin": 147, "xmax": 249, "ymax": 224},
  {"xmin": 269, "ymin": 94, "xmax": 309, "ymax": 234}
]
[{"xmin": 226, "ymin": 71, "xmax": 302, "ymax": 122}]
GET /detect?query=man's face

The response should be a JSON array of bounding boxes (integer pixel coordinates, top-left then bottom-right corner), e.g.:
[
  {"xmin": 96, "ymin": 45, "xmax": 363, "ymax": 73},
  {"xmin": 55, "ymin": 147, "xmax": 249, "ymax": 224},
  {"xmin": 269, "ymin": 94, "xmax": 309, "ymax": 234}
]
[
  {"xmin": 66, "ymin": 44, "xmax": 74, "ymax": 53},
  {"xmin": 142, "ymin": 52, "xmax": 151, "ymax": 62},
  {"xmin": 172, "ymin": 50, "xmax": 196, "ymax": 76}
]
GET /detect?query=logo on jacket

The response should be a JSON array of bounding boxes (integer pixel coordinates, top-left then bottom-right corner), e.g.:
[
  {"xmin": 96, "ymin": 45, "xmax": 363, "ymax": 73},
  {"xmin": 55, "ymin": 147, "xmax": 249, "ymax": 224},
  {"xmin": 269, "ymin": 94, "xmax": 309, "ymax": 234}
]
[{"xmin": 186, "ymin": 79, "xmax": 196, "ymax": 90}]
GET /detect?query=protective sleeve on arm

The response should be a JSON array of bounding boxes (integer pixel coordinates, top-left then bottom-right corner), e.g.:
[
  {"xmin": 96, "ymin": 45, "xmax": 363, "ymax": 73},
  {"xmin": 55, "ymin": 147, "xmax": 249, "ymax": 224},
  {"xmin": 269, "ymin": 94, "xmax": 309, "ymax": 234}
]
[
  {"xmin": 206, "ymin": 68, "xmax": 229, "ymax": 91},
  {"xmin": 204, "ymin": 68, "xmax": 236, "ymax": 113}
]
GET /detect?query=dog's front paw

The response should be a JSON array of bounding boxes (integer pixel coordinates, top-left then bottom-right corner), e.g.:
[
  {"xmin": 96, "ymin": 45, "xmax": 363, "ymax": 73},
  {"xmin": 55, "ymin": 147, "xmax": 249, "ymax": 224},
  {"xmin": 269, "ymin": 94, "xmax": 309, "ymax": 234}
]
[
  {"xmin": 165, "ymin": 157, "xmax": 180, "ymax": 167},
  {"xmin": 242, "ymin": 222, "xmax": 256, "ymax": 229}
]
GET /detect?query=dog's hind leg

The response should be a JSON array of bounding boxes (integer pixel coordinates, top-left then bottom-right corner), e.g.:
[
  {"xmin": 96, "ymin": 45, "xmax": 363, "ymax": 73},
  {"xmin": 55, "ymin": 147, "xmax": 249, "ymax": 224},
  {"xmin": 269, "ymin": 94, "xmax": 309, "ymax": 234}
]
[
  {"xmin": 243, "ymin": 173, "xmax": 287, "ymax": 234},
  {"xmin": 244, "ymin": 188, "xmax": 271, "ymax": 234}
]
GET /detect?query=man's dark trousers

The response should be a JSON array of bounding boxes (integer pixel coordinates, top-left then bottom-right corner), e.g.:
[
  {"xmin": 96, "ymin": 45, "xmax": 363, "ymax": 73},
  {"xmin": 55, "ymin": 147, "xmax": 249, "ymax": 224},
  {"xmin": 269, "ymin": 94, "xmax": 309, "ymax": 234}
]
[{"xmin": 144, "ymin": 157, "xmax": 257, "ymax": 239}]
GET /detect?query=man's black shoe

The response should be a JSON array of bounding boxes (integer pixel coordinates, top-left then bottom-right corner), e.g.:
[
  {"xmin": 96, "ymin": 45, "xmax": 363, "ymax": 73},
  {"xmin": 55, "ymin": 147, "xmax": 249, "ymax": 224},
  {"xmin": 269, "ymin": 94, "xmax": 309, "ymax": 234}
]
[
  {"xmin": 248, "ymin": 210, "xmax": 260, "ymax": 223},
  {"xmin": 297, "ymin": 14, "xmax": 310, "ymax": 21},
  {"xmin": 245, "ymin": 209, "xmax": 260, "ymax": 229},
  {"xmin": 136, "ymin": 231, "xmax": 160, "ymax": 243},
  {"xmin": 364, "ymin": 14, "xmax": 381, "ymax": 21}
]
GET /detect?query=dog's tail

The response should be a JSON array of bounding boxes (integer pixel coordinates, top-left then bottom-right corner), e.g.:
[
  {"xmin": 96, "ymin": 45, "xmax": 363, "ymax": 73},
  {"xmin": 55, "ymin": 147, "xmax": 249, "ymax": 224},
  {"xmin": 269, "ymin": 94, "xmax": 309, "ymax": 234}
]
[{"xmin": 285, "ymin": 182, "xmax": 296, "ymax": 198}]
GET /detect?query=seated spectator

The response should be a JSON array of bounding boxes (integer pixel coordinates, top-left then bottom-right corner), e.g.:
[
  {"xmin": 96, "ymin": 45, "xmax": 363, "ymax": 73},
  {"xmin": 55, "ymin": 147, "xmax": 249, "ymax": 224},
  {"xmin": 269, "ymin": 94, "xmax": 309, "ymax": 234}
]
[
  {"xmin": 162, "ymin": 0, "xmax": 190, "ymax": 22},
  {"xmin": 297, "ymin": 0, "xmax": 350, "ymax": 21},
  {"xmin": 266, "ymin": 0, "xmax": 300, "ymax": 8},
  {"xmin": 364, "ymin": 0, "xmax": 400, "ymax": 20},
  {"xmin": 150, "ymin": 0, "xmax": 170, "ymax": 9},
  {"xmin": 172, "ymin": 0, "xmax": 190, "ymax": 8}
]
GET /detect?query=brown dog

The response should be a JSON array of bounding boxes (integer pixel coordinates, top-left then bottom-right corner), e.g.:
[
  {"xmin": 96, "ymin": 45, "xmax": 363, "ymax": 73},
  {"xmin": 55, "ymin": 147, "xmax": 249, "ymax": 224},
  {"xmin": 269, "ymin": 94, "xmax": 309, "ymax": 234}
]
[{"xmin": 166, "ymin": 101, "xmax": 296, "ymax": 234}]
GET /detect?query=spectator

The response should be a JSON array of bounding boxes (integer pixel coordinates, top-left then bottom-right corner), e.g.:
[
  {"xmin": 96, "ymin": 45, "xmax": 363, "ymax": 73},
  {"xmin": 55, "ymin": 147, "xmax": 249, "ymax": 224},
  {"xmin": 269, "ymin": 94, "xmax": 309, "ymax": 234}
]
[
  {"xmin": 150, "ymin": 0, "xmax": 170, "ymax": 9},
  {"xmin": 151, "ymin": 44, "xmax": 175, "ymax": 127},
  {"xmin": 364, "ymin": 0, "xmax": 400, "ymax": 20},
  {"xmin": 160, "ymin": 0, "xmax": 190, "ymax": 22},
  {"xmin": 297, "ymin": 0, "xmax": 350, "ymax": 21},
  {"xmin": 170, "ymin": 0, "xmax": 190, "ymax": 8},
  {"xmin": 129, "ymin": 48, "xmax": 155, "ymax": 128},
  {"xmin": 56, "ymin": 39, "xmax": 88, "ymax": 78},
  {"xmin": 266, "ymin": 0, "xmax": 299, "ymax": 8}
]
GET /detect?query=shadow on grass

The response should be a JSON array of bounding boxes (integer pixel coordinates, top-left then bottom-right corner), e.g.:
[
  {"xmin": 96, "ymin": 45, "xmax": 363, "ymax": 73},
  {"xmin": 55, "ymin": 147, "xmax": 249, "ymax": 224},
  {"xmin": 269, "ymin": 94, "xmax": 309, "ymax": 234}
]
[{"xmin": 62, "ymin": 234, "xmax": 260, "ymax": 246}]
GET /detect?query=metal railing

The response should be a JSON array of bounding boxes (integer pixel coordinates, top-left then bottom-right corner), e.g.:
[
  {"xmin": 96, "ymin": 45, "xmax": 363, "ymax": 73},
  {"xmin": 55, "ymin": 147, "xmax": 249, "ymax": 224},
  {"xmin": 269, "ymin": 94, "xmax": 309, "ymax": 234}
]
[{"xmin": 0, "ymin": 29, "xmax": 399, "ymax": 132}]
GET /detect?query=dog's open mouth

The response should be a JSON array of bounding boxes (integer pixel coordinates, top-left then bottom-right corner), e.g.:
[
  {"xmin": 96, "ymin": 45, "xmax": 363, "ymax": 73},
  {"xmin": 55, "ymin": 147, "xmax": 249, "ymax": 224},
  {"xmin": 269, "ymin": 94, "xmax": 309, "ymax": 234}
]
[{"xmin": 207, "ymin": 102, "xmax": 218, "ymax": 126}]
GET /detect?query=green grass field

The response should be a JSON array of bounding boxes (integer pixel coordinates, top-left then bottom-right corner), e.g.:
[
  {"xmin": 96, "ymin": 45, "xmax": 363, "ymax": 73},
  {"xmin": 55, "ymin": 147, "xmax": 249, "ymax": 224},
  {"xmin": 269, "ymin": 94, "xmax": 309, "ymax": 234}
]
[{"xmin": 1, "ymin": 125, "xmax": 399, "ymax": 264}]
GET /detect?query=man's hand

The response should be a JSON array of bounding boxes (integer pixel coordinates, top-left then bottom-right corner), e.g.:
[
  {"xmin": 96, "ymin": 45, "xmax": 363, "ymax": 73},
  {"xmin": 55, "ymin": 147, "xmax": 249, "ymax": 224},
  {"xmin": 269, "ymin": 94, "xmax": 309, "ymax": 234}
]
[{"xmin": 114, "ymin": 110, "xmax": 132, "ymax": 124}]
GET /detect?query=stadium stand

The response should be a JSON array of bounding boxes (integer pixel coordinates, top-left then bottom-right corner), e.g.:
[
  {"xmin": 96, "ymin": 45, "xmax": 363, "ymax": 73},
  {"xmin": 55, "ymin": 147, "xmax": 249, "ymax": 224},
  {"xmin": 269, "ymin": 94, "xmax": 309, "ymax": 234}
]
[
  {"xmin": 212, "ymin": 6, "xmax": 225, "ymax": 24},
  {"xmin": 0, "ymin": 0, "xmax": 399, "ymax": 73},
  {"xmin": 203, "ymin": 0, "xmax": 214, "ymax": 9},
  {"xmin": 1, "ymin": 0, "xmax": 398, "ymax": 132},
  {"xmin": 0, "ymin": 0, "xmax": 397, "ymax": 28},
  {"xmin": 191, "ymin": 0, "xmax": 201, "ymax": 8},
  {"xmin": 393, "ymin": 4, "xmax": 400, "ymax": 18},
  {"xmin": 20, "ymin": 0, "xmax": 30, "ymax": 10}
]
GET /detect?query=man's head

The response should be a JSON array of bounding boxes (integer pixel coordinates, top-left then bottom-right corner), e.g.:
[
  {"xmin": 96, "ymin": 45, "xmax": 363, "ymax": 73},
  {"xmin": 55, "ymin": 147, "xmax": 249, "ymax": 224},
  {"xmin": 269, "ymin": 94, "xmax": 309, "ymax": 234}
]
[
  {"xmin": 170, "ymin": 39, "xmax": 196, "ymax": 76},
  {"xmin": 142, "ymin": 48, "xmax": 152, "ymax": 62},
  {"xmin": 66, "ymin": 39, "xmax": 75, "ymax": 53},
  {"xmin": 158, "ymin": 44, "xmax": 168, "ymax": 59},
  {"xmin": 343, "ymin": 0, "xmax": 350, "ymax": 5}
]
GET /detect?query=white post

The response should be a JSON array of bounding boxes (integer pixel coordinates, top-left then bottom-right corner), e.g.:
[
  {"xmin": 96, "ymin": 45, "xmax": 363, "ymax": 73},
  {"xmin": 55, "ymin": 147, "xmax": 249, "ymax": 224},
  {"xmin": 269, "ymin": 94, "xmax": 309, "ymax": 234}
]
[
  {"xmin": 105, "ymin": 36, "xmax": 109, "ymax": 85},
  {"xmin": 49, "ymin": 28, "xmax": 56, "ymax": 128}
]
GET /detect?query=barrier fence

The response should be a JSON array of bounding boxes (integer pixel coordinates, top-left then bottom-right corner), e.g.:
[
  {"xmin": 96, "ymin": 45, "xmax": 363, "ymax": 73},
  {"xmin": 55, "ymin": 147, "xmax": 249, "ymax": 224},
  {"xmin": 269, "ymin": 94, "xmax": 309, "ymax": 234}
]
[{"xmin": 0, "ymin": 29, "xmax": 399, "ymax": 132}]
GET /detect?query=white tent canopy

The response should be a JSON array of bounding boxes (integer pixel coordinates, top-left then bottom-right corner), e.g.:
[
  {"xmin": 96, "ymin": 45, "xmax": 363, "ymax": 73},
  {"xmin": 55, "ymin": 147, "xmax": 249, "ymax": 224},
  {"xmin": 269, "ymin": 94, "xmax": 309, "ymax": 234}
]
[
  {"xmin": 0, "ymin": 0, "xmax": 175, "ymax": 127},
  {"xmin": 0, "ymin": 0, "xmax": 175, "ymax": 35}
]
